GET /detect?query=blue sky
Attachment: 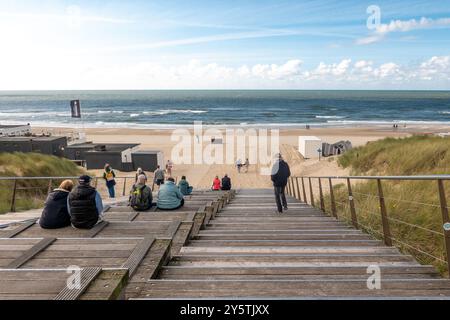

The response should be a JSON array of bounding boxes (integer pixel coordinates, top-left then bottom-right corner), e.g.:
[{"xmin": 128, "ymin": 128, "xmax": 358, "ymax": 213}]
[{"xmin": 0, "ymin": 0, "xmax": 449, "ymax": 89}]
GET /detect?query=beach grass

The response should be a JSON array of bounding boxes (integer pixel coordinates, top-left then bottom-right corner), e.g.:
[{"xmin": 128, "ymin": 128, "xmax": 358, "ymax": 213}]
[
  {"xmin": 322, "ymin": 135, "xmax": 450, "ymax": 275},
  {"xmin": 0, "ymin": 152, "xmax": 83, "ymax": 214}
]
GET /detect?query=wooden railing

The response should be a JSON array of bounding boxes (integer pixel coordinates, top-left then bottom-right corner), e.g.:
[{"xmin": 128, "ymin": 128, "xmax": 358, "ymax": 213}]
[
  {"xmin": 286, "ymin": 175, "xmax": 450, "ymax": 276},
  {"xmin": 0, "ymin": 176, "xmax": 135, "ymax": 213}
]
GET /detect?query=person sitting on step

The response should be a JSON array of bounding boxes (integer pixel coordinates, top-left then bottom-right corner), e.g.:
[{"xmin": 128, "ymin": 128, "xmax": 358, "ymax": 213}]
[
  {"xmin": 221, "ymin": 174, "xmax": 231, "ymax": 191},
  {"xmin": 68, "ymin": 175, "xmax": 104, "ymax": 229},
  {"xmin": 212, "ymin": 176, "xmax": 221, "ymax": 191},
  {"xmin": 129, "ymin": 174, "xmax": 153, "ymax": 211},
  {"xmin": 157, "ymin": 177, "xmax": 184, "ymax": 210},
  {"xmin": 39, "ymin": 180, "xmax": 74, "ymax": 229},
  {"xmin": 178, "ymin": 175, "xmax": 193, "ymax": 196}
]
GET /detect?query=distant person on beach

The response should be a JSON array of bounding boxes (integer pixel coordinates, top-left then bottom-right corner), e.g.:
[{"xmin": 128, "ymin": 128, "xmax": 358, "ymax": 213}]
[
  {"xmin": 244, "ymin": 158, "xmax": 250, "ymax": 173},
  {"xmin": 129, "ymin": 174, "xmax": 153, "ymax": 211},
  {"xmin": 212, "ymin": 176, "xmax": 221, "ymax": 191},
  {"xmin": 221, "ymin": 174, "xmax": 231, "ymax": 191},
  {"xmin": 166, "ymin": 160, "xmax": 173, "ymax": 177},
  {"xmin": 270, "ymin": 153, "xmax": 291, "ymax": 214},
  {"xmin": 154, "ymin": 165, "xmax": 165, "ymax": 187},
  {"xmin": 236, "ymin": 159, "xmax": 242, "ymax": 173},
  {"xmin": 135, "ymin": 168, "xmax": 147, "ymax": 182},
  {"xmin": 39, "ymin": 180, "xmax": 74, "ymax": 229},
  {"xmin": 68, "ymin": 175, "xmax": 104, "ymax": 229},
  {"xmin": 157, "ymin": 177, "xmax": 184, "ymax": 210},
  {"xmin": 178, "ymin": 176, "xmax": 193, "ymax": 195},
  {"xmin": 103, "ymin": 164, "xmax": 116, "ymax": 198}
]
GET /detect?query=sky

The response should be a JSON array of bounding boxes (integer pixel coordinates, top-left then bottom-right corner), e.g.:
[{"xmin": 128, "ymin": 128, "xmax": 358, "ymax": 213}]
[{"xmin": 0, "ymin": 0, "xmax": 449, "ymax": 90}]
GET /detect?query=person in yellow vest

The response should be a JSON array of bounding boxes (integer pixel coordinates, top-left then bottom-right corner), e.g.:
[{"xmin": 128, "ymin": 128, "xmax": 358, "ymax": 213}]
[{"xmin": 103, "ymin": 163, "xmax": 116, "ymax": 198}]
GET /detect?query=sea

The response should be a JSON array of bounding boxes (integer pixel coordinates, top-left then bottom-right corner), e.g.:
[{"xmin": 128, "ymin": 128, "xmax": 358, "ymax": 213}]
[{"xmin": 0, "ymin": 90, "xmax": 449, "ymax": 129}]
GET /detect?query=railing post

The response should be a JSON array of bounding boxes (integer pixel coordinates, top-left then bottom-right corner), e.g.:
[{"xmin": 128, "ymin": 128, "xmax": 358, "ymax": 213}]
[
  {"xmin": 329, "ymin": 178, "xmax": 338, "ymax": 218},
  {"xmin": 47, "ymin": 178, "xmax": 53, "ymax": 195},
  {"xmin": 308, "ymin": 177, "xmax": 314, "ymax": 207},
  {"xmin": 318, "ymin": 178, "xmax": 325, "ymax": 212},
  {"xmin": 10, "ymin": 180, "xmax": 17, "ymax": 212},
  {"xmin": 377, "ymin": 178, "xmax": 392, "ymax": 246},
  {"xmin": 94, "ymin": 177, "xmax": 98, "ymax": 188},
  {"xmin": 301, "ymin": 177, "xmax": 307, "ymax": 204},
  {"xmin": 295, "ymin": 177, "xmax": 301, "ymax": 202},
  {"xmin": 122, "ymin": 177, "xmax": 127, "ymax": 196},
  {"xmin": 346, "ymin": 178, "xmax": 358, "ymax": 228},
  {"xmin": 286, "ymin": 178, "xmax": 290, "ymax": 195},
  {"xmin": 437, "ymin": 179, "xmax": 450, "ymax": 276},
  {"xmin": 290, "ymin": 177, "xmax": 295, "ymax": 198}
]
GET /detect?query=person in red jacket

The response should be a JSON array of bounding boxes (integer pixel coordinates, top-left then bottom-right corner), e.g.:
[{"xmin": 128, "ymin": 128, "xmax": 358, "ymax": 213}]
[{"xmin": 212, "ymin": 176, "xmax": 221, "ymax": 191}]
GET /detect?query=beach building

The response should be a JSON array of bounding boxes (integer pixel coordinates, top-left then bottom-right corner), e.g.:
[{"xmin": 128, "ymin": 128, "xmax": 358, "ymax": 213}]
[
  {"xmin": 322, "ymin": 140, "xmax": 353, "ymax": 157},
  {"xmin": 0, "ymin": 124, "xmax": 31, "ymax": 137},
  {"xmin": 64, "ymin": 142, "xmax": 140, "ymax": 171},
  {"xmin": 131, "ymin": 150, "xmax": 164, "ymax": 172},
  {"xmin": 298, "ymin": 136, "xmax": 322, "ymax": 159},
  {"xmin": 0, "ymin": 136, "xmax": 67, "ymax": 156}
]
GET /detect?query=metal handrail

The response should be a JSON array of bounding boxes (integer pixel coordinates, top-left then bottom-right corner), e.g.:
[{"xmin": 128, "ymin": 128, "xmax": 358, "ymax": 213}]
[
  {"xmin": 303, "ymin": 175, "xmax": 450, "ymax": 180},
  {"xmin": 286, "ymin": 175, "xmax": 450, "ymax": 277}
]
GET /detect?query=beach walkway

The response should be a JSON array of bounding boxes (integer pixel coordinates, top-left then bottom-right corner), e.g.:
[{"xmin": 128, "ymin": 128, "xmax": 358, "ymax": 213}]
[
  {"xmin": 0, "ymin": 189, "xmax": 449, "ymax": 299},
  {"xmin": 141, "ymin": 189, "xmax": 450, "ymax": 299}
]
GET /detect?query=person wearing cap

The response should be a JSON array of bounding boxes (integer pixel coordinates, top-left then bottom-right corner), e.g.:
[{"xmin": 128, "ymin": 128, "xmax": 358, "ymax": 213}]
[
  {"xmin": 270, "ymin": 153, "xmax": 291, "ymax": 214},
  {"xmin": 68, "ymin": 175, "xmax": 104, "ymax": 229}
]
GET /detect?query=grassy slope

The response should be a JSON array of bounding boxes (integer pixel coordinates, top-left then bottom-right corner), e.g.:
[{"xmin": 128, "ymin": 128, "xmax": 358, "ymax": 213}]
[
  {"xmin": 324, "ymin": 135, "xmax": 450, "ymax": 274},
  {"xmin": 0, "ymin": 152, "xmax": 83, "ymax": 214}
]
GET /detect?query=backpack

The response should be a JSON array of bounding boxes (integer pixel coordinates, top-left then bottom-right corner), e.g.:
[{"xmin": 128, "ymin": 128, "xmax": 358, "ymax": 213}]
[{"xmin": 130, "ymin": 185, "xmax": 147, "ymax": 209}]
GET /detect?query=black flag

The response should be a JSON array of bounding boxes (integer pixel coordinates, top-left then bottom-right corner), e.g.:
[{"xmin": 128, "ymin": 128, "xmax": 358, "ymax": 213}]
[{"xmin": 70, "ymin": 100, "xmax": 81, "ymax": 118}]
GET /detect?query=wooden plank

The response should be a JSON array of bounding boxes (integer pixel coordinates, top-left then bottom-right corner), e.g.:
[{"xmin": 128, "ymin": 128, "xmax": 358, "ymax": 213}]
[
  {"xmin": 121, "ymin": 236, "xmax": 155, "ymax": 276},
  {"xmin": 86, "ymin": 221, "xmax": 109, "ymax": 238},
  {"xmin": 6, "ymin": 237, "xmax": 56, "ymax": 269},
  {"xmin": 79, "ymin": 269, "xmax": 129, "ymax": 300},
  {"xmin": 4, "ymin": 219, "xmax": 38, "ymax": 238},
  {"xmin": 54, "ymin": 267, "xmax": 102, "ymax": 300},
  {"xmin": 166, "ymin": 221, "xmax": 181, "ymax": 238}
]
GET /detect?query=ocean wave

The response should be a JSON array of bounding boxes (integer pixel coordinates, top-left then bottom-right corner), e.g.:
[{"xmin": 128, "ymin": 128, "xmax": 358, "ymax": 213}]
[
  {"xmin": 129, "ymin": 113, "xmax": 140, "ymax": 118},
  {"xmin": 142, "ymin": 109, "xmax": 207, "ymax": 115},
  {"xmin": 315, "ymin": 115, "xmax": 345, "ymax": 119},
  {"xmin": 2, "ymin": 119, "xmax": 450, "ymax": 130},
  {"xmin": 439, "ymin": 111, "xmax": 450, "ymax": 115}
]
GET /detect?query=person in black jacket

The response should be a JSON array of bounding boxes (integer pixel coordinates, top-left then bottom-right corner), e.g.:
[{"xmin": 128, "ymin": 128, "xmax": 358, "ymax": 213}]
[
  {"xmin": 39, "ymin": 180, "xmax": 74, "ymax": 229},
  {"xmin": 68, "ymin": 175, "xmax": 104, "ymax": 229},
  {"xmin": 270, "ymin": 153, "xmax": 291, "ymax": 213},
  {"xmin": 221, "ymin": 174, "xmax": 232, "ymax": 190}
]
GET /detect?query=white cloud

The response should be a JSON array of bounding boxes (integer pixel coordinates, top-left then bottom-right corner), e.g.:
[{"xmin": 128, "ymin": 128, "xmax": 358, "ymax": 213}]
[
  {"xmin": 1, "ymin": 56, "xmax": 449, "ymax": 90},
  {"xmin": 357, "ymin": 16, "xmax": 450, "ymax": 45}
]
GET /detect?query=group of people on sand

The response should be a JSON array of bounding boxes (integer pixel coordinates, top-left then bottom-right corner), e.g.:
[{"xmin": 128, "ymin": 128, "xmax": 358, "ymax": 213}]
[{"xmin": 235, "ymin": 158, "xmax": 249, "ymax": 173}]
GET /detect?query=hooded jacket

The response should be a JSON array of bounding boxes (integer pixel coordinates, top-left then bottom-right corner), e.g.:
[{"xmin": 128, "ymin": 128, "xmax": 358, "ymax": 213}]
[{"xmin": 39, "ymin": 189, "xmax": 71, "ymax": 229}]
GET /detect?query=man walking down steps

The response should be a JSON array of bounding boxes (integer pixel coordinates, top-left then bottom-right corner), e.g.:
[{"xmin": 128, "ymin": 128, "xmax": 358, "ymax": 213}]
[{"xmin": 270, "ymin": 153, "xmax": 291, "ymax": 214}]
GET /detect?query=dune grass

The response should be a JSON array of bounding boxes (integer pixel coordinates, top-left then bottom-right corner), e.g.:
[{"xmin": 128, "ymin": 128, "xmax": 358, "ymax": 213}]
[
  {"xmin": 0, "ymin": 152, "xmax": 83, "ymax": 214},
  {"xmin": 320, "ymin": 135, "xmax": 450, "ymax": 275}
]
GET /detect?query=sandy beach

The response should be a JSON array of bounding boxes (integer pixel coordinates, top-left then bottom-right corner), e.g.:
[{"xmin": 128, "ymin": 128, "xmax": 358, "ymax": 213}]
[{"xmin": 33, "ymin": 124, "xmax": 450, "ymax": 191}]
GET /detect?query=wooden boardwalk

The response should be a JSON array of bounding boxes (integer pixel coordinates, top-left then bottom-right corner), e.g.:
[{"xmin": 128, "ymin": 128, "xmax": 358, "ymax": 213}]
[
  {"xmin": 141, "ymin": 189, "xmax": 450, "ymax": 299},
  {"xmin": 1, "ymin": 188, "xmax": 450, "ymax": 299},
  {"xmin": 0, "ymin": 191, "xmax": 232, "ymax": 300}
]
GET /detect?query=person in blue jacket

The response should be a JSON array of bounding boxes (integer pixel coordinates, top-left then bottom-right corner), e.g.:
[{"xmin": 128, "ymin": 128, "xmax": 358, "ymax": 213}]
[
  {"xmin": 157, "ymin": 177, "xmax": 184, "ymax": 210},
  {"xmin": 178, "ymin": 176, "xmax": 193, "ymax": 195}
]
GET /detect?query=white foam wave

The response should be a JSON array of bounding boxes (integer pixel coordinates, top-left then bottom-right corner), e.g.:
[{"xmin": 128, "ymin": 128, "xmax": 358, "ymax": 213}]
[{"xmin": 315, "ymin": 115, "xmax": 345, "ymax": 119}]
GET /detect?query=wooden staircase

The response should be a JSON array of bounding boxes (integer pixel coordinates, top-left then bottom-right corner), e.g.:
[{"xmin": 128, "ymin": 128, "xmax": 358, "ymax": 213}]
[{"xmin": 140, "ymin": 189, "xmax": 450, "ymax": 299}]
